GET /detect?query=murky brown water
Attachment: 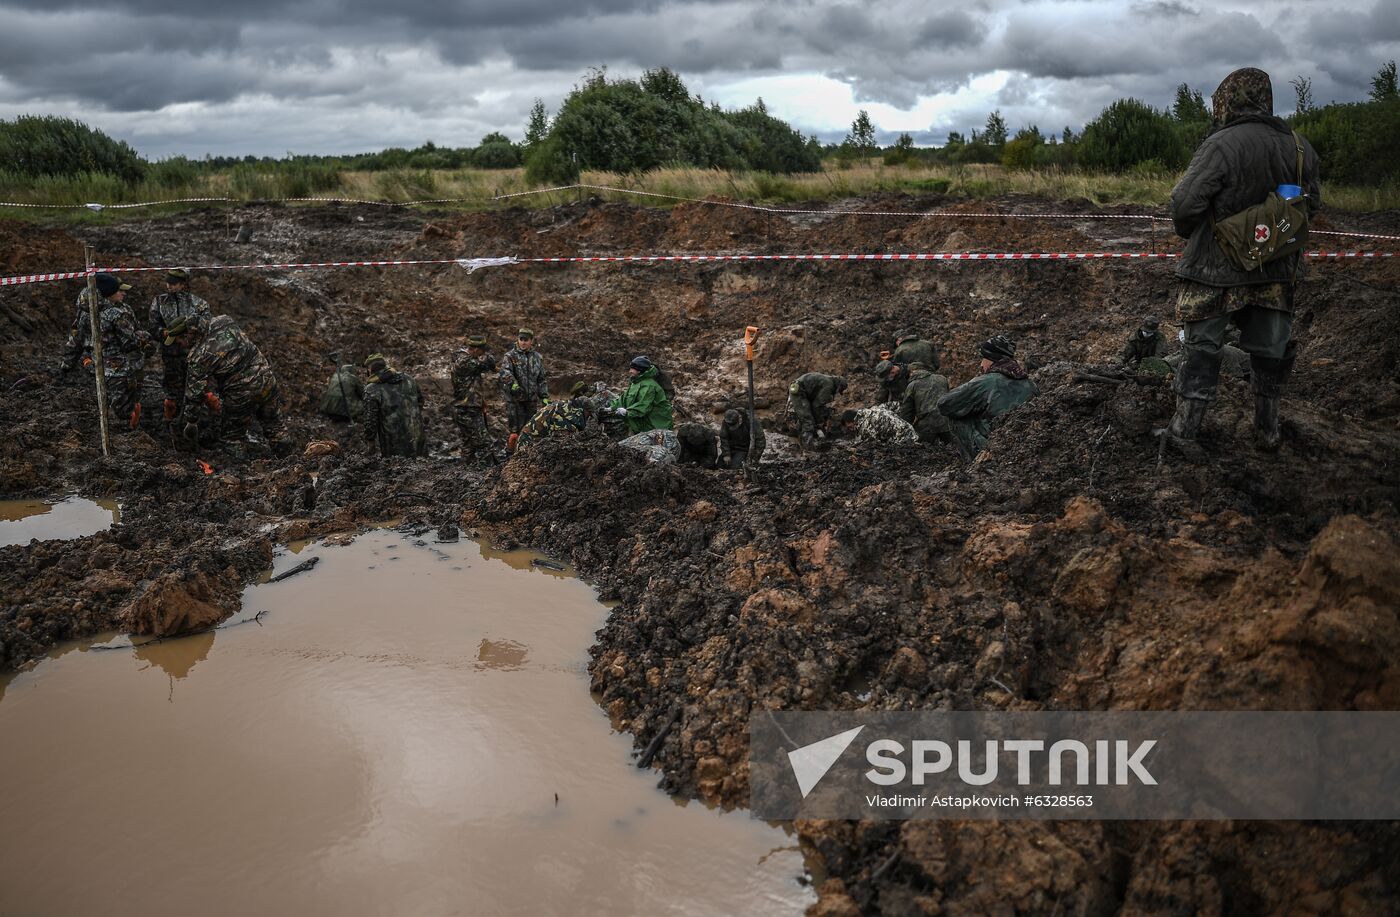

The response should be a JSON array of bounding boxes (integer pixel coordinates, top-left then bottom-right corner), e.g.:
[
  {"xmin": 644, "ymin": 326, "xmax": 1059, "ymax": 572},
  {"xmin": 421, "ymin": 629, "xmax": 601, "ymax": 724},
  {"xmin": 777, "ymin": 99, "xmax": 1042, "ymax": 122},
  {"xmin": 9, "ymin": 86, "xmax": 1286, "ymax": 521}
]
[
  {"xmin": 0, "ymin": 496, "xmax": 121, "ymax": 547},
  {"xmin": 0, "ymin": 529, "xmax": 813, "ymax": 917}
]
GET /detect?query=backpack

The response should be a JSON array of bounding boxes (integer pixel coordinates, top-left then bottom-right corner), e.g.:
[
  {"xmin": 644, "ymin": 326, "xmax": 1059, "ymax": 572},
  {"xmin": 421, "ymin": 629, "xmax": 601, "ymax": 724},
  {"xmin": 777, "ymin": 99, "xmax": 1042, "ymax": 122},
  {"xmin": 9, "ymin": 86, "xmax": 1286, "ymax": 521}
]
[{"xmin": 1210, "ymin": 132, "xmax": 1309, "ymax": 272}]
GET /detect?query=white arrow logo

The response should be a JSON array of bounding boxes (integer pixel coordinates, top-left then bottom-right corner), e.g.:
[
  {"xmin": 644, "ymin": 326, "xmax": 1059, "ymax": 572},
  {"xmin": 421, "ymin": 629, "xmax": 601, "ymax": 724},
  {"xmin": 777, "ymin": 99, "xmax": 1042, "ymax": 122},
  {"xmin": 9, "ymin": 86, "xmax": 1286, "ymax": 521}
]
[{"xmin": 787, "ymin": 726, "xmax": 865, "ymax": 798}]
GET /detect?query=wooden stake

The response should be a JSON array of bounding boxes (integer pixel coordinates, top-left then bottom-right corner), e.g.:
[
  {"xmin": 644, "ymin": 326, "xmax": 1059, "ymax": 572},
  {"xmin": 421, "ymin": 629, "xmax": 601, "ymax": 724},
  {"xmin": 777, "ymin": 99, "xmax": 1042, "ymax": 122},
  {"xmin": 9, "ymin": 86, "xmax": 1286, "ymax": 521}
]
[{"xmin": 83, "ymin": 245, "xmax": 112, "ymax": 457}]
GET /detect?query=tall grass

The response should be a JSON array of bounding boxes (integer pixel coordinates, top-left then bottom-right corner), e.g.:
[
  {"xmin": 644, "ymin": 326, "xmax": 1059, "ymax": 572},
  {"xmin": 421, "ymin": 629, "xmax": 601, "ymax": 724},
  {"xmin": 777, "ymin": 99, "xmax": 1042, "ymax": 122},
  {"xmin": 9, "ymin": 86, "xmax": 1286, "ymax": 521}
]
[{"xmin": 2, "ymin": 161, "xmax": 1396, "ymax": 221}]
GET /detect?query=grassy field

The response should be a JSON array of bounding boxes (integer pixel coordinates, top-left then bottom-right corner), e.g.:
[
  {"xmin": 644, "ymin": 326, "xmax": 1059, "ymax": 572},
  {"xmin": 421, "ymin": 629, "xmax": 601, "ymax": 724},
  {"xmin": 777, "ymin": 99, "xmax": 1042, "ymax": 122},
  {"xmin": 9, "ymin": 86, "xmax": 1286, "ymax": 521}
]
[{"xmin": 1, "ymin": 161, "xmax": 1395, "ymax": 222}]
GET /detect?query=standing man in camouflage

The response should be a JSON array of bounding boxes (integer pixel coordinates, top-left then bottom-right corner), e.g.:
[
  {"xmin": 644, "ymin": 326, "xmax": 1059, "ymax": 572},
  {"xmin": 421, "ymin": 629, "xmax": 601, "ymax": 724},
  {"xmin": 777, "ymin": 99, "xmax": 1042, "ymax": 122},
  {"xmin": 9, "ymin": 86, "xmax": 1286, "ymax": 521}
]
[
  {"xmin": 898, "ymin": 363, "xmax": 953, "ymax": 446},
  {"xmin": 498, "ymin": 328, "xmax": 548, "ymax": 434},
  {"xmin": 892, "ymin": 330, "xmax": 940, "ymax": 373},
  {"xmin": 167, "ymin": 313, "xmax": 286, "ymax": 455},
  {"xmin": 1167, "ymin": 67, "xmax": 1320, "ymax": 451},
  {"xmin": 148, "ymin": 268, "xmax": 210, "ymax": 420},
  {"xmin": 786, "ymin": 372, "xmax": 847, "ymax": 451},
  {"xmin": 451, "ymin": 334, "xmax": 497, "ymax": 460},
  {"xmin": 361, "ymin": 354, "xmax": 426, "ymax": 457},
  {"xmin": 937, "ymin": 335, "xmax": 1038, "ymax": 460},
  {"xmin": 59, "ymin": 272, "xmax": 151, "ymax": 432}
]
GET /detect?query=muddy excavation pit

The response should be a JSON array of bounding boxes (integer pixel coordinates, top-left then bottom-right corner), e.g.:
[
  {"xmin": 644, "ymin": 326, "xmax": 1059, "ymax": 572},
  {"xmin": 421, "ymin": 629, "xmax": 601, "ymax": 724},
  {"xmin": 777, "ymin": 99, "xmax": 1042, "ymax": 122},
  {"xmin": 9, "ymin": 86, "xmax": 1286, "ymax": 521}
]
[{"xmin": 2, "ymin": 195, "xmax": 1399, "ymax": 915}]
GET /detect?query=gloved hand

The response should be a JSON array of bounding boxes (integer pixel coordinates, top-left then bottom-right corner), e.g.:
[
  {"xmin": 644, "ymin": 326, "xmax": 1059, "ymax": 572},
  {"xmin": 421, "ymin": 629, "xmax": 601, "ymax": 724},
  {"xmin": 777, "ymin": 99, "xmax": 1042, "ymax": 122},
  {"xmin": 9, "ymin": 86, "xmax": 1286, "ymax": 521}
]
[
  {"xmin": 163, "ymin": 399, "xmax": 178, "ymax": 420},
  {"xmin": 57, "ymin": 361, "xmax": 75, "ymax": 374},
  {"xmin": 82, "ymin": 356, "xmax": 94, "ymax": 370},
  {"xmin": 541, "ymin": 397, "xmax": 550, "ymax": 405},
  {"xmin": 510, "ymin": 383, "xmax": 521, "ymax": 393},
  {"xmin": 612, "ymin": 407, "xmax": 629, "ymax": 418},
  {"xmin": 203, "ymin": 392, "xmax": 222, "ymax": 412}
]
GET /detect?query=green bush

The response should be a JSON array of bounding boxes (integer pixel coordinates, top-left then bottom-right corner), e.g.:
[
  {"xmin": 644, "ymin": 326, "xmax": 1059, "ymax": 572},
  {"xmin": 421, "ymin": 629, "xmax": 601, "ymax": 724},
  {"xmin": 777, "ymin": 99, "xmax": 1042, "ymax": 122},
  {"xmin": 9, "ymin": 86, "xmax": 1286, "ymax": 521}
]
[
  {"xmin": 1291, "ymin": 97, "xmax": 1400, "ymax": 185},
  {"xmin": 0, "ymin": 115, "xmax": 145, "ymax": 183},
  {"xmin": 1078, "ymin": 99, "xmax": 1187, "ymax": 172}
]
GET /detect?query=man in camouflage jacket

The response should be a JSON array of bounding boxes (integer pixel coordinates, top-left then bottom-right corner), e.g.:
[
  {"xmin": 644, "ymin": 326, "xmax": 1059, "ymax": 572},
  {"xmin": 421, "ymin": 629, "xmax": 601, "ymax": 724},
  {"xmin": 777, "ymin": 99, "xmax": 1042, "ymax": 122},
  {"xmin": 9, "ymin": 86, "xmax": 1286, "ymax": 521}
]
[
  {"xmin": 148, "ymin": 268, "xmax": 210, "ymax": 417},
  {"xmin": 168, "ymin": 313, "xmax": 285, "ymax": 451},
  {"xmin": 362, "ymin": 354, "xmax": 427, "ymax": 458},
  {"xmin": 60, "ymin": 273, "xmax": 151, "ymax": 431},
  {"xmin": 498, "ymin": 328, "xmax": 548, "ymax": 434},
  {"xmin": 1167, "ymin": 66, "xmax": 1321, "ymax": 450},
  {"xmin": 451, "ymin": 335, "xmax": 497, "ymax": 459}
]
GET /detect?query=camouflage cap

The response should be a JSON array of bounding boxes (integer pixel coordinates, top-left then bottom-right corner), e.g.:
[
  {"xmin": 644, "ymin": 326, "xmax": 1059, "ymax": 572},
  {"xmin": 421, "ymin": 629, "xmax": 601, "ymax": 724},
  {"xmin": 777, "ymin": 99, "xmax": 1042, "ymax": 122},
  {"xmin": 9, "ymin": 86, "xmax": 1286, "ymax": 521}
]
[
  {"xmin": 165, "ymin": 268, "xmax": 191, "ymax": 283},
  {"xmin": 568, "ymin": 381, "xmax": 589, "ymax": 398},
  {"xmin": 723, "ymin": 408, "xmax": 742, "ymax": 426},
  {"xmin": 874, "ymin": 359, "xmax": 895, "ymax": 378},
  {"xmin": 1212, "ymin": 67, "xmax": 1273, "ymax": 126},
  {"xmin": 894, "ymin": 330, "xmax": 916, "ymax": 344},
  {"xmin": 517, "ymin": 328, "xmax": 534, "ymax": 339},
  {"xmin": 364, "ymin": 352, "xmax": 387, "ymax": 369},
  {"xmin": 466, "ymin": 335, "xmax": 487, "ymax": 347},
  {"xmin": 1142, "ymin": 315, "xmax": 1161, "ymax": 330}
]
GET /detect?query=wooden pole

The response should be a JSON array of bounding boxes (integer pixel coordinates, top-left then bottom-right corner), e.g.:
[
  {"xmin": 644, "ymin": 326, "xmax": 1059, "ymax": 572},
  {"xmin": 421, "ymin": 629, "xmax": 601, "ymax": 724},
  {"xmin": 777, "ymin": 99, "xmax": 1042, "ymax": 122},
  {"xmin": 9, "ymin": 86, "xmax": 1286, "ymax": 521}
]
[{"xmin": 83, "ymin": 246, "xmax": 112, "ymax": 457}]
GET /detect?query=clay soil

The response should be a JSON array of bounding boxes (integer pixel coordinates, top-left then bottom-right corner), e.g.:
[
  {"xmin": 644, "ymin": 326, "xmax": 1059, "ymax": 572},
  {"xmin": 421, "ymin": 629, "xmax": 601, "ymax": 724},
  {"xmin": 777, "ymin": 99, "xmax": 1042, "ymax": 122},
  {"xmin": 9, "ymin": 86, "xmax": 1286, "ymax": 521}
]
[{"xmin": 2, "ymin": 194, "xmax": 1399, "ymax": 915}]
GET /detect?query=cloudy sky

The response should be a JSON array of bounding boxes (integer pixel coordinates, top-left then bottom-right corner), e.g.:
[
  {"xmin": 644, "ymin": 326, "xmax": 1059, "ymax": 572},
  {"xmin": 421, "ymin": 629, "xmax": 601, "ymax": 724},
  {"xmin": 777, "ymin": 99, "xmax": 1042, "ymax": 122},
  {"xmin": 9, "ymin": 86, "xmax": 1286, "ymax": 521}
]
[{"xmin": 0, "ymin": 0, "xmax": 1395, "ymax": 158}]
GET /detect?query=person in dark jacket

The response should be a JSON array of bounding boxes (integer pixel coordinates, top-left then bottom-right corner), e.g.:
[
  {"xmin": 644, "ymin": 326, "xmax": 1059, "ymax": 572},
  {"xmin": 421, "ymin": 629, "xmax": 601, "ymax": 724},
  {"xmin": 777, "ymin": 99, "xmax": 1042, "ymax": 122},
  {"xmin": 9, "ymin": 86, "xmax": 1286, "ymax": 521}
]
[
  {"xmin": 898, "ymin": 365, "xmax": 952, "ymax": 445},
  {"xmin": 1167, "ymin": 67, "xmax": 1321, "ymax": 450},
  {"xmin": 786, "ymin": 372, "xmax": 847, "ymax": 450},
  {"xmin": 676, "ymin": 422, "xmax": 720, "ymax": 467},
  {"xmin": 937, "ymin": 335, "xmax": 1038, "ymax": 459},
  {"xmin": 892, "ymin": 331, "xmax": 940, "ymax": 373},
  {"xmin": 875, "ymin": 359, "xmax": 911, "ymax": 403},
  {"xmin": 318, "ymin": 362, "xmax": 364, "ymax": 422},
  {"xmin": 1119, "ymin": 316, "xmax": 1169, "ymax": 366},
  {"xmin": 362, "ymin": 354, "xmax": 427, "ymax": 457},
  {"xmin": 719, "ymin": 408, "xmax": 765, "ymax": 469}
]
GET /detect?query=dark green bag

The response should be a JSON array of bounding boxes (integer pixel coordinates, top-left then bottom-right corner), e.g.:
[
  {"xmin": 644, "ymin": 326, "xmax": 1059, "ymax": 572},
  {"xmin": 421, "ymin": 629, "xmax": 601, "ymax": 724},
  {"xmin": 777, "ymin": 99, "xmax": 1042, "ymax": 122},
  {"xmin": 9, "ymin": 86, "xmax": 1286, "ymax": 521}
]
[{"xmin": 1210, "ymin": 132, "xmax": 1309, "ymax": 272}]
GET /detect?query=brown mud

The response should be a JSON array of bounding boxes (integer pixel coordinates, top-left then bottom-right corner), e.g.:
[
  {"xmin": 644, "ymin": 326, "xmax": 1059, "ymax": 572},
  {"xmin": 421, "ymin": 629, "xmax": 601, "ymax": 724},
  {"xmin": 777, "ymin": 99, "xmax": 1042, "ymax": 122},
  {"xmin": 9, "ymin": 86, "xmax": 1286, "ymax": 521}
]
[{"xmin": 2, "ymin": 194, "xmax": 1399, "ymax": 915}]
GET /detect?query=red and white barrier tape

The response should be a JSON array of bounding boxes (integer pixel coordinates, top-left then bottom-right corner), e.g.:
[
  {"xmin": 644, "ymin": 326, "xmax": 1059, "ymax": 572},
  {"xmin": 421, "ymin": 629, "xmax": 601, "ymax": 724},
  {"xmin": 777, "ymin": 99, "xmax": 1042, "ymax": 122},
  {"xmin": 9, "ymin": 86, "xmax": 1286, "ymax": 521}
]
[{"xmin": 2, "ymin": 250, "xmax": 1395, "ymax": 288}]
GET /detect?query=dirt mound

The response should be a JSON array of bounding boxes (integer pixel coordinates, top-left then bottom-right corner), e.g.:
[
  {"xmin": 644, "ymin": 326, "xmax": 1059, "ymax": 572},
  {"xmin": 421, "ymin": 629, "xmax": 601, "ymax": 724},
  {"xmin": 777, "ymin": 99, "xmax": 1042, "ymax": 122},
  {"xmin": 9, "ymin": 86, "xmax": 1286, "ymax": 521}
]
[{"xmin": 2, "ymin": 194, "xmax": 1399, "ymax": 912}]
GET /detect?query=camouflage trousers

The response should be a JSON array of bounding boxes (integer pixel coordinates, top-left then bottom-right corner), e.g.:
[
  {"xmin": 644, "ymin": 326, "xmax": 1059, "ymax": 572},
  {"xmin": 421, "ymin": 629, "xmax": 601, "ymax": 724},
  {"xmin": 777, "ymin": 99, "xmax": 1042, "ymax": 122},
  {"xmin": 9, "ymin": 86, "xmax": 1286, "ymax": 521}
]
[
  {"xmin": 160, "ymin": 348, "xmax": 189, "ymax": 410},
  {"xmin": 506, "ymin": 398, "xmax": 542, "ymax": 434},
  {"xmin": 785, "ymin": 395, "xmax": 827, "ymax": 449},
  {"xmin": 453, "ymin": 402, "xmax": 494, "ymax": 457},
  {"xmin": 1174, "ymin": 282, "xmax": 1294, "ymax": 402},
  {"xmin": 104, "ymin": 370, "xmax": 143, "ymax": 430},
  {"xmin": 220, "ymin": 378, "xmax": 284, "ymax": 443}
]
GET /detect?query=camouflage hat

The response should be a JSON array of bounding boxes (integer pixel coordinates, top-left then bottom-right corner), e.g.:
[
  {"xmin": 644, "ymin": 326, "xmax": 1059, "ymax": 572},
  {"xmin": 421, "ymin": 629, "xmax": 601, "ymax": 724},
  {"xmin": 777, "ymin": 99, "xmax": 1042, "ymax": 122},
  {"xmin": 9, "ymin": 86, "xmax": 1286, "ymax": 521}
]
[
  {"xmin": 723, "ymin": 408, "xmax": 742, "ymax": 426},
  {"xmin": 1142, "ymin": 315, "xmax": 1161, "ymax": 330},
  {"xmin": 95, "ymin": 272, "xmax": 130, "ymax": 297},
  {"xmin": 874, "ymin": 359, "xmax": 895, "ymax": 378},
  {"xmin": 568, "ymin": 381, "xmax": 589, "ymax": 398},
  {"xmin": 517, "ymin": 328, "xmax": 534, "ymax": 340},
  {"xmin": 1212, "ymin": 67, "xmax": 1273, "ymax": 126},
  {"xmin": 894, "ymin": 330, "xmax": 916, "ymax": 345},
  {"xmin": 165, "ymin": 268, "xmax": 191, "ymax": 284},
  {"xmin": 979, "ymin": 334, "xmax": 1017, "ymax": 361},
  {"xmin": 364, "ymin": 353, "xmax": 387, "ymax": 369},
  {"xmin": 466, "ymin": 335, "xmax": 487, "ymax": 348}
]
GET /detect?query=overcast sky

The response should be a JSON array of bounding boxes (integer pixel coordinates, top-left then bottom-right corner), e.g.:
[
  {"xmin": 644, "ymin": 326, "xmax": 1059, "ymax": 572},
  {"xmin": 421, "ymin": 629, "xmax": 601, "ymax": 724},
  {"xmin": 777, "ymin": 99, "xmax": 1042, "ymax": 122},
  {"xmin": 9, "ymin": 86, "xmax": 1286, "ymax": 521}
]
[{"xmin": 0, "ymin": 0, "xmax": 1395, "ymax": 158}]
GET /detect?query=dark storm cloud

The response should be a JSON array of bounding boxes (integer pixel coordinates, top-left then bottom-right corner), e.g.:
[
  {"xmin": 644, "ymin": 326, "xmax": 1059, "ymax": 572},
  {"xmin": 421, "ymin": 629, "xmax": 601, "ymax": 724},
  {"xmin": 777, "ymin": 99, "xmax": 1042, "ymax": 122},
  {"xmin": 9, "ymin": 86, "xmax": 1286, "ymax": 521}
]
[{"xmin": 0, "ymin": 0, "xmax": 1390, "ymax": 156}]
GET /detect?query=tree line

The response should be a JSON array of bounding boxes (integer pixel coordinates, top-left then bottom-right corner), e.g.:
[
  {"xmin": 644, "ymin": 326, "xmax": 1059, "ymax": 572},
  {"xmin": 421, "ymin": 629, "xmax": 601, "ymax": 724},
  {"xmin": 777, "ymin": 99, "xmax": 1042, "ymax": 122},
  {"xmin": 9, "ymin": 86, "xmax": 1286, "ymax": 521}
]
[{"xmin": 1, "ymin": 61, "xmax": 1395, "ymax": 191}]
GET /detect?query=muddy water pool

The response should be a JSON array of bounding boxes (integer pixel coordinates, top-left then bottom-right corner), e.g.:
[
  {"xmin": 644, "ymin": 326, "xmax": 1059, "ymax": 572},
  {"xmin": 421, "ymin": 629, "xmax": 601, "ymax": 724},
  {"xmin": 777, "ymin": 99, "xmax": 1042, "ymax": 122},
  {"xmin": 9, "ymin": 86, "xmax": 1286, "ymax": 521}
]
[
  {"xmin": 0, "ymin": 496, "xmax": 121, "ymax": 547},
  {"xmin": 0, "ymin": 529, "xmax": 813, "ymax": 916}
]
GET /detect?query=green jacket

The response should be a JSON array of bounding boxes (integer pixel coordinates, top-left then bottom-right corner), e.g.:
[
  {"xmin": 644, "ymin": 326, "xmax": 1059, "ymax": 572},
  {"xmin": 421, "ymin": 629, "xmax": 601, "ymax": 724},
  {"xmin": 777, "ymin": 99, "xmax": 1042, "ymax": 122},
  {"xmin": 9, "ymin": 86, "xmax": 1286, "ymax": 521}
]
[
  {"xmin": 937, "ymin": 369, "xmax": 1037, "ymax": 458},
  {"xmin": 1119, "ymin": 329, "xmax": 1168, "ymax": 364},
  {"xmin": 898, "ymin": 369, "xmax": 951, "ymax": 442},
  {"xmin": 611, "ymin": 366, "xmax": 673, "ymax": 434},
  {"xmin": 363, "ymin": 369, "xmax": 427, "ymax": 457},
  {"xmin": 789, "ymin": 372, "xmax": 845, "ymax": 408},
  {"xmin": 319, "ymin": 365, "xmax": 364, "ymax": 420}
]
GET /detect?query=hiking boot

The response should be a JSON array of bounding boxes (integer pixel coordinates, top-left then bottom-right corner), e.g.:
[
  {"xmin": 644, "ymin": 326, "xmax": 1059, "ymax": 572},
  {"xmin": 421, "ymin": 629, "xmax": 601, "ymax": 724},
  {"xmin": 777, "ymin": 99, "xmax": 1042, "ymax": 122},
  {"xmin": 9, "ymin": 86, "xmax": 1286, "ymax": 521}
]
[
  {"xmin": 1254, "ymin": 395, "xmax": 1281, "ymax": 452},
  {"xmin": 1167, "ymin": 396, "xmax": 1208, "ymax": 441}
]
